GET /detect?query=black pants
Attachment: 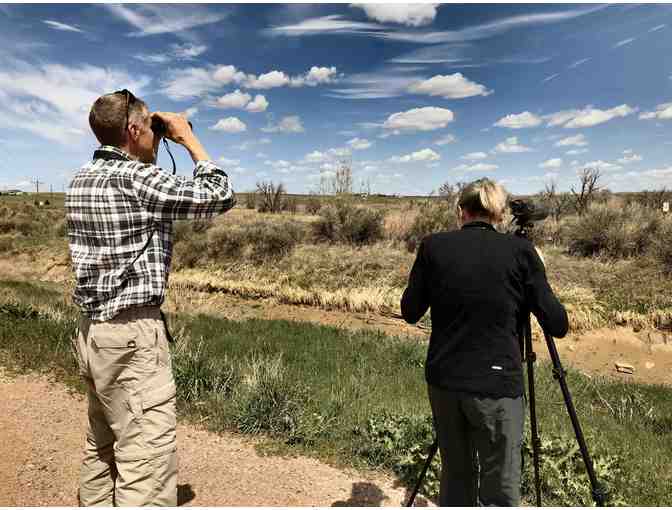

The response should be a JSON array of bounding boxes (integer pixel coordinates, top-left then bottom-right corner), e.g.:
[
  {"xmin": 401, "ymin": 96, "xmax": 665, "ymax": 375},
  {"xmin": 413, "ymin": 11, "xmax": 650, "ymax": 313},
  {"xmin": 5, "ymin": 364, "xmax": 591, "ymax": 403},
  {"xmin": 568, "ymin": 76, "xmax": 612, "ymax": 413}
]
[{"xmin": 427, "ymin": 385, "xmax": 524, "ymax": 507}]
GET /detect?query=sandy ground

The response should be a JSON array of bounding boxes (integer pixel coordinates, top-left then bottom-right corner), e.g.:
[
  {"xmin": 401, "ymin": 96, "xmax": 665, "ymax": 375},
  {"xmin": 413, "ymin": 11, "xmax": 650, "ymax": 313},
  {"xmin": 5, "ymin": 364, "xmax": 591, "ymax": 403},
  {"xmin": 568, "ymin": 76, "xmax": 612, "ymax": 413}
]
[{"xmin": 0, "ymin": 370, "xmax": 431, "ymax": 507}]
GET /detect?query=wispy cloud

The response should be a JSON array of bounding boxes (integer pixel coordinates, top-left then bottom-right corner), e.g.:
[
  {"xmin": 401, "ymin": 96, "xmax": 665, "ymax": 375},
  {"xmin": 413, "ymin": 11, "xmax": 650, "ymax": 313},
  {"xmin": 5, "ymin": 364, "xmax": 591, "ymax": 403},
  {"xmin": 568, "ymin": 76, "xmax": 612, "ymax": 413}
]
[
  {"xmin": 542, "ymin": 73, "xmax": 559, "ymax": 83},
  {"xmin": 43, "ymin": 20, "xmax": 84, "ymax": 33},
  {"xmin": 134, "ymin": 44, "xmax": 208, "ymax": 65},
  {"xmin": 0, "ymin": 59, "xmax": 150, "ymax": 145},
  {"xmin": 613, "ymin": 37, "xmax": 636, "ymax": 48},
  {"xmin": 648, "ymin": 24, "xmax": 666, "ymax": 33},
  {"xmin": 268, "ymin": 6, "xmax": 604, "ymax": 44},
  {"xmin": 103, "ymin": 4, "xmax": 229, "ymax": 37},
  {"xmin": 546, "ymin": 105, "xmax": 637, "ymax": 129},
  {"xmin": 568, "ymin": 57, "xmax": 591, "ymax": 69}
]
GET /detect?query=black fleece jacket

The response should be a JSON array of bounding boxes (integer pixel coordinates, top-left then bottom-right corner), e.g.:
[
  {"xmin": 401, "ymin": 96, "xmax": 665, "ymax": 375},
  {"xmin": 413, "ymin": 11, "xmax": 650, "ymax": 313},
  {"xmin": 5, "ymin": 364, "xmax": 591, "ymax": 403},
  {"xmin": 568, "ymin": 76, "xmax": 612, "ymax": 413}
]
[{"xmin": 401, "ymin": 221, "xmax": 569, "ymax": 398}]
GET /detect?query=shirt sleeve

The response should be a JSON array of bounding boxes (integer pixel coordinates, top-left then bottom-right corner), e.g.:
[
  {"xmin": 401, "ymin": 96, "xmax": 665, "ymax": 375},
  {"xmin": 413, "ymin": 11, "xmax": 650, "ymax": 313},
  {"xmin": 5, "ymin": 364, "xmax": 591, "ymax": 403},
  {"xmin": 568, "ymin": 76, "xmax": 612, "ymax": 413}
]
[
  {"xmin": 129, "ymin": 160, "xmax": 236, "ymax": 220},
  {"xmin": 521, "ymin": 242, "xmax": 569, "ymax": 338},
  {"xmin": 401, "ymin": 237, "xmax": 431, "ymax": 324}
]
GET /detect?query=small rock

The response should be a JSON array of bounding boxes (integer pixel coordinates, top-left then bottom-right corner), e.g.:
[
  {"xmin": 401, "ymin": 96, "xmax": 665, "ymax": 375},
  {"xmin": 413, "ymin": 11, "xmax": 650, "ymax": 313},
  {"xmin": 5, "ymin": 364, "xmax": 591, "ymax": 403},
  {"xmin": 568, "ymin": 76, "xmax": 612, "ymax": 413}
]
[
  {"xmin": 615, "ymin": 362, "xmax": 635, "ymax": 374},
  {"xmin": 567, "ymin": 345, "xmax": 576, "ymax": 352},
  {"xmin": 645, "ymin": 362, "xmax": 655, "ymax": 370}
]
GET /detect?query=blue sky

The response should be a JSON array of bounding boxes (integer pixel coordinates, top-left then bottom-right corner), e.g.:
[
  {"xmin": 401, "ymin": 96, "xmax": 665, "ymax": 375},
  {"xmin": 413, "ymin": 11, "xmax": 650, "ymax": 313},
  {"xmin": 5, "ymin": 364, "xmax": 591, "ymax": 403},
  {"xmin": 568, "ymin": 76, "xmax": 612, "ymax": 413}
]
[{"xmin": 1, "ymin": 3, "xmax": 671, "ymax": 195}]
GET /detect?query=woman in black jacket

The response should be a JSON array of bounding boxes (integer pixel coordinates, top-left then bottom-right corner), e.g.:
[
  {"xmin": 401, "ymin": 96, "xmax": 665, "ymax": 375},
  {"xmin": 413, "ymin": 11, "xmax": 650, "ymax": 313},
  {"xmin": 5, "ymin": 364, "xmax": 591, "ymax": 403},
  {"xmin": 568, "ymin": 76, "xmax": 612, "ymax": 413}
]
[{"xmin": 401, "ymin": 178, "xmax": 568, "ymax": 506}]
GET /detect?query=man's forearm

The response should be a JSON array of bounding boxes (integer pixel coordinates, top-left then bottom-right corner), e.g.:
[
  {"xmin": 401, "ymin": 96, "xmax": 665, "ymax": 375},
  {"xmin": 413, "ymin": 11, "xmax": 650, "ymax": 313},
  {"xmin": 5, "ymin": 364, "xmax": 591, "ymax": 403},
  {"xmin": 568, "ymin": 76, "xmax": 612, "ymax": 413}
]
[{"xmin": 182, "ymin": 134, "xmax": 210, "ymax": 163}]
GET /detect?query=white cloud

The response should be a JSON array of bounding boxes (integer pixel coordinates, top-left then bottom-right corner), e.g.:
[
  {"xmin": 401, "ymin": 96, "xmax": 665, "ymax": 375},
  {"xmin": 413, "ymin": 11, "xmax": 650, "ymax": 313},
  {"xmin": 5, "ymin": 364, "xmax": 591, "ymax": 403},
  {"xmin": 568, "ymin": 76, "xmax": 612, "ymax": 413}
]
[
  {"xmin": 617, "ymin": 150, "xmax": 642, "ymax": 164},
  {"xmin": 210, "ymin": 117, "xmax": 247, "ymax": 133},
  {"xmin": 383, "ymin": 107, "xmax": 454, "ymax": 132},
  {"xmin": 328, "ymin": 147, "xmax": 352, "ymax": 158},
  {"xmin": 351, "ymin": 4, "xmax": 439, "ymax": 27},
  {"xmin": 245, "ymin": 94, "xmax": 269, "ymax": 113},
  {"xmin": 290, "ymin": 66, "xmax": 339, "ymax": 87},
  {"xmin": 461, "ymin": 152, "xmax": 488, "ymax": 160},
  {"xmin": 408, "ymin": 73, "xmax": 492, "ymax": 99},
  {"xmin": 390, "ymin": 148, "xmax": 440, "ymax": 163},
  {"xmin": 261, "ymin": 115, "xmax": 305, "ymax": 133},
  {"xmin": 585, "ymin": 160, "xmax": 622, "ymax": 172},
  {"xmin": 215, "ymin": 89, "xmax": 252, "ymax": 109},
  {"xmin": 0, "ymin": 60, "xmax": 150, "ymax": 145},
  {"xmin": 494, "ymin": 111, "xmax": 542, "ymax": 129},
  {"xmin": 613, "ymin": 37, "xmax": 636, "ymax": 48},
  {"xmin": 304, "ymin": 150, "xmax": 329, "ymax": 163},
  {"xmin": 245, "ymin": 70, "xmax": 290, "ymax": 89},
  {"xmin": 213, "ymin": 65, "xmax": 247, "ymax": 84},
  {"xmin": 545, "ymin": 105, "xmax": 636, "ymax": 128},
  {"xmin": 542, "ymin": 73, "xmax": 559, "ymax": 83},
  {"xmin": 347, "ymin": 137, "xmax": 372, "ymax": 150},
  {"xmin": 43, "ymin": 20, "xmax": 83, "ymax": 33},
  {"xmin": 493, "ymin": 137, "xmax": 532, "ymax": 153},
  {"xmin": 565, "ymin": 148, "xmax": 589, "ymax": 155},
  {"xmin": 453, "ymin": 162, "xmax": 499, "ymax": 172},
  {"xmin": 103, "ymin": 4, "xmax": 229, "ymax": 37},
  {"xmin": 434, "ymin": 134, "xmax": 457, "ymax": 145},
  {"xmin": 172, "ymin": 44, "xmax": 208, "ymax": 59},
  {"xmin": 540, "ymin": 158, "xmax": 563, "ymax": 169},
  {"xmin": 555, "ymin": 134, "xmax": 588, "ymax": 147},
  {"xmin": 218, "ymin": 157, "xmax": 240, "ymax": 166},
  {"xmin": 649, "ymin": 24, "xmax": 666, "ymax": 33},
  {"xmin": 265, "ymin": 159, "xmax": 291, "ymax": 169},
  {"xmin": 231, "ymin": 137, "xmax": 271, "ymax": 151},
  {"xmin": 639, "ymin": 102, "xmax": 672, "ymax": 120},
  {"xmin": 182, "ymin": 107, "xmax": 198, "ymax": 118}
]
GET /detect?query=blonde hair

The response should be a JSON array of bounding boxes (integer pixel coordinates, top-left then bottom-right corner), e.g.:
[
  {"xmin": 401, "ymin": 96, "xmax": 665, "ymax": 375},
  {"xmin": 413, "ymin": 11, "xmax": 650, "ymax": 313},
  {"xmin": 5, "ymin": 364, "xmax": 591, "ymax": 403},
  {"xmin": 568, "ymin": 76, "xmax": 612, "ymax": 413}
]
[{"xmin": 457, "ymin": 178, "xmax": 508, "ymax": 223}]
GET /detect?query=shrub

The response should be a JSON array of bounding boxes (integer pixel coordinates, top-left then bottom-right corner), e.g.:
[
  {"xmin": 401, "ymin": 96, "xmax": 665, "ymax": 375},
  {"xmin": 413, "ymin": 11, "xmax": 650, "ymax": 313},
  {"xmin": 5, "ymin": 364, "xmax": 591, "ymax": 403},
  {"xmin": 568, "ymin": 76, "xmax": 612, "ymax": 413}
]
[
  {"xmin": 0, "ymin": 237, "xmax": 14, "ymax": 254},
  {"xmin": 567, "ymin": 202, "xmax": 660, "ymax": 258},
  {"xmin": 207, "ymin": 225, "xmax": 246, "ymax": 260},
  {"xmin": 244, "ymin": 192, "xmax": 257, "ymax": 210},
  {"xmin": 283, "ymin": 197, "xmax": 298, "ymax": 214},
  {"xmin": 191, "ymin": 218, "xmax": 213, "ymax": 234},
  {"xmin": 403, "ymin": 200, "xmax": 459, "ymax": 252},
  {"xmin": 172, "ymin": 236, "xmax": 209, "ymax": 270},
  {"xmin": 304, "ymin": 197, "xmax": 322, "ymax": 215},
  {"xmin": 313, "ymin": 202, "xmax": 385, "ymax": 246},
  {"xmin": 651, "ymin": 216, "xmax": 672, "ymax": 274},
  {"xmin": 246, "ymin": 221, "xmax": 305, "ymax": 261}
]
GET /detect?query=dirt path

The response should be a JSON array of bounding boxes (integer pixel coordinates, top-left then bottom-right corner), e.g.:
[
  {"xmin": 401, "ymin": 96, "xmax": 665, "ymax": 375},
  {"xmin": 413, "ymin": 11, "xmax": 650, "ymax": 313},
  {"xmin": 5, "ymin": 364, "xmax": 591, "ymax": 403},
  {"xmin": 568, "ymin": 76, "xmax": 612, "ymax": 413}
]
[{"xmin": 0, "ymin": 370, "xmax": 430, "ymax": 507}]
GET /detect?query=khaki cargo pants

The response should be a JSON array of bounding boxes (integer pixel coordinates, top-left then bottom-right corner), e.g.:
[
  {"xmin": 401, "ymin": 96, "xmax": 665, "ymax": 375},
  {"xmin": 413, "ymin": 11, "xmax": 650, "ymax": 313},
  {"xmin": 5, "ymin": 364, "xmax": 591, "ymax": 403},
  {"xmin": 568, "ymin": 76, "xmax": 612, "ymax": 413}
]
[{"xmin": 71, "ymin": 306, "xmax": 177, "ymax": 506}]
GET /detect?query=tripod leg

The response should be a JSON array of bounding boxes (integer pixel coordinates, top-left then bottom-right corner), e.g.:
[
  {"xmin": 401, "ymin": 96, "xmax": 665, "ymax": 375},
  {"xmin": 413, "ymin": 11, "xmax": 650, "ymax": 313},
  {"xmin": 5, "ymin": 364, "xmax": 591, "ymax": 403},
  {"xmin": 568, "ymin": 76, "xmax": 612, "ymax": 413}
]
[
  {"xmin": 524, "ymin": 319, "xmax": 543, "ymax": 507},
  {"xmin": 406, "ymin": 439, "xmax": 439, "ymax": 507},
  {"xmin": 542, "ymin": 330, "xmax": 607, "ymax": 506}
]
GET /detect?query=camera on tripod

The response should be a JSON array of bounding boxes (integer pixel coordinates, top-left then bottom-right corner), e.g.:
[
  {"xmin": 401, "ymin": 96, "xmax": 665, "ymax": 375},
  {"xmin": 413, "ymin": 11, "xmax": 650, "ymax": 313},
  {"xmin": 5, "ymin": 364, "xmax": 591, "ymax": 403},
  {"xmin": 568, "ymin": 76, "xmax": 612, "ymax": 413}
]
[{"xmin": 509, "ymin": 199, "xmax": 549, "ymax": 228}]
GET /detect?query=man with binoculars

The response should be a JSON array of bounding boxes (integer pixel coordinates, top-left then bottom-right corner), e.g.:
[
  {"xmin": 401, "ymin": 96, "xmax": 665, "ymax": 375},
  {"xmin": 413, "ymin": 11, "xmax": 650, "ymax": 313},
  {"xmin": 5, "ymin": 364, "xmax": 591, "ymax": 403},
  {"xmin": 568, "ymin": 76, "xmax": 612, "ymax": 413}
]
[{"xmin": 66, "ymin": 90, "xmax": 235, "ymax": 506}]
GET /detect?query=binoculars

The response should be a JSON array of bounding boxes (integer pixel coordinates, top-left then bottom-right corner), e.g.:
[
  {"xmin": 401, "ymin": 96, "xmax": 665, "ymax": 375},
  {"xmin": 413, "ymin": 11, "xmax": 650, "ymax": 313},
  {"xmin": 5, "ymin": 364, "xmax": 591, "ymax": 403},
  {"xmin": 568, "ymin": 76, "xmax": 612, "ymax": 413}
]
[{"xmin": 151, "ymin": 117, "xmax": 193, "ymax": 138}]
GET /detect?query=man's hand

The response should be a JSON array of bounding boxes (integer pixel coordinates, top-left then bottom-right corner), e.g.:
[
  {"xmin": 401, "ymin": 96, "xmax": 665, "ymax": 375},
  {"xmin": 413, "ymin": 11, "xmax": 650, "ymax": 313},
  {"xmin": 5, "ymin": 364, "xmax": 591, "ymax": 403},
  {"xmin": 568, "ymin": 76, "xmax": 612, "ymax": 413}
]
[{"xmin": 152, "ymin": 111, "xmax": 210, "ymax": 163}]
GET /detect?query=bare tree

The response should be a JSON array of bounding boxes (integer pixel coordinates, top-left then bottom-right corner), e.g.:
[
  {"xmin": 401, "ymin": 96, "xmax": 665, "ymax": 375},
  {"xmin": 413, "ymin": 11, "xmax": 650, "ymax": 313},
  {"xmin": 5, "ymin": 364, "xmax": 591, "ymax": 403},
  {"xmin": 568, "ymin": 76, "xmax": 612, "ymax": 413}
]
[
  {"xmin": 319, "ymin": 157, "xmax": 353, "ymax": 195},
  {"xmin": 256, "ymin": 181, "xmax": 286, "ymax": 213},
  {"xmin": 541, "ymin": 180, "xmax": 573, "ymax": 221},
  {"xmin": 571, "ymin": 168, "xmax": 601, "ymax": 216}
]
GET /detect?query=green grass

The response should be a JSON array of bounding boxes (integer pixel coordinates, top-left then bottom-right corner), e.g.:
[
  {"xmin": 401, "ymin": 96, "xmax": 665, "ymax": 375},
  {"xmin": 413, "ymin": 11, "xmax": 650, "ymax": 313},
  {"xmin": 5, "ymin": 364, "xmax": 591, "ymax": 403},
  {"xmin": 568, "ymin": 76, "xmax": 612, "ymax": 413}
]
[{"xmin": 1, "ymin": 278, "xmax": 671, "ymax": 505}]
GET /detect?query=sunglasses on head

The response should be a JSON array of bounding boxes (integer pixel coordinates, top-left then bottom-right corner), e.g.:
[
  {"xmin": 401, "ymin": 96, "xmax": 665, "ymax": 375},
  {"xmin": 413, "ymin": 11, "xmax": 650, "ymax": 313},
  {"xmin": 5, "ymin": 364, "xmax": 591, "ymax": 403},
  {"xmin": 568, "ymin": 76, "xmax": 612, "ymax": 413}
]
[{"xmin": 114, "ymin": 89, "xmax": 136, "ymax": 134}]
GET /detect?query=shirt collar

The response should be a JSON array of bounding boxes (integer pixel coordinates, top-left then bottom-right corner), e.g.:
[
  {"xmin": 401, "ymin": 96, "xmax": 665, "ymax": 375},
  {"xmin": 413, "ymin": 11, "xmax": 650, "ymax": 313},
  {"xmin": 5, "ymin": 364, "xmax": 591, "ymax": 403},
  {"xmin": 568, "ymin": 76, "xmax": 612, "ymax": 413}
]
[
  {"xmin": 94, "ymin": 145, "xmax": 133, "ymax": 161},
  {"xmin": 461, "ymin": 221, "xmax": 496, "ymax": 232}
]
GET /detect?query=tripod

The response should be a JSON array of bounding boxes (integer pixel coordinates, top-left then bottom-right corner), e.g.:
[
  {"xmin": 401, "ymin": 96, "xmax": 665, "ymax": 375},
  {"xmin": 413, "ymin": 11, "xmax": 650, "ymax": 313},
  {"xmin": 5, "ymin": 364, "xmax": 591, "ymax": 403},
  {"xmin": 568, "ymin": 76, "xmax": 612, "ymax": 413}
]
[
  {"xmin": 406, "ymin": 220, "xmax": 607, "ymax": 507},
  {"xmin": 515, "ymin": 219, "xmax": 606, "ymax": 507}
]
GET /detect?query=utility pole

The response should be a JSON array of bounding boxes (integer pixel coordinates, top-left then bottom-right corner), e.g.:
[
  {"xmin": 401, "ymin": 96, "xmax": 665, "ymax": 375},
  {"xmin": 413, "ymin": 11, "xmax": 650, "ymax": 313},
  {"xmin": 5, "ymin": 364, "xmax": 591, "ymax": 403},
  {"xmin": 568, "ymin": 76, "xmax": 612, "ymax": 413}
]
[{"xmin": 31, "ymin": 178, "xmax": 45, "ymax": 194}]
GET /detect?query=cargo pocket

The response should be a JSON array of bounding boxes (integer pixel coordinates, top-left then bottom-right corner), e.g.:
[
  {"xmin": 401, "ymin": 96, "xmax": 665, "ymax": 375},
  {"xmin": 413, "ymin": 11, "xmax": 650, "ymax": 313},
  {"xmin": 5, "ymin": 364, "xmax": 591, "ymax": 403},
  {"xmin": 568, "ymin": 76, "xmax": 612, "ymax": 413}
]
[
  {"xmin": 141, "ymin": 380, "xmax": 177, "ymax": 454},
  {"xmin": 91, "ymin": 327, "xmax": 156, "ymax": 381}
]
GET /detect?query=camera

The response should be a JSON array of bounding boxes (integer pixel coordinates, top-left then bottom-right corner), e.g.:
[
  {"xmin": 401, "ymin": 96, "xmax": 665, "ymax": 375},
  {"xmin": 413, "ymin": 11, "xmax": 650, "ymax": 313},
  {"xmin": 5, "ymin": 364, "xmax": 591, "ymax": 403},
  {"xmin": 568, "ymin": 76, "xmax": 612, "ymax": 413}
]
[{"xmin": 509, "ymin": 199, "xmax": 548, "ymax": 226}]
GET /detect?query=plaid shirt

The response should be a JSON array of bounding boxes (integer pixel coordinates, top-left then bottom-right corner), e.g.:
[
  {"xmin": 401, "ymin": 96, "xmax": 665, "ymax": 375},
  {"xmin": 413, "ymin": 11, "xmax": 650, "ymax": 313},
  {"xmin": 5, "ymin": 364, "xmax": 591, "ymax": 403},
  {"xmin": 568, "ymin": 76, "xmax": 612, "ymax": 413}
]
[{"xmin": 66, "ymin": 145, "xmax": 235, "ymax": 321}]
